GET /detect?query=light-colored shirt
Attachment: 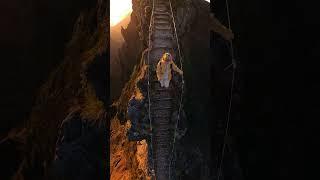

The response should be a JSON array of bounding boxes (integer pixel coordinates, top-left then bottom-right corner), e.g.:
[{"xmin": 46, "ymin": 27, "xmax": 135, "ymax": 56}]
[{"xmin": 163, "ymin": 62, "xmax": 170, "ymax": 80}]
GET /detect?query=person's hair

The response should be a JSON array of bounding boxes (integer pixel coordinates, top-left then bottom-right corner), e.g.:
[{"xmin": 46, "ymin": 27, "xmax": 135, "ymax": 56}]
[{"xmin": 160, "ymin": 52, "xmax": 172, "ymax": 62}]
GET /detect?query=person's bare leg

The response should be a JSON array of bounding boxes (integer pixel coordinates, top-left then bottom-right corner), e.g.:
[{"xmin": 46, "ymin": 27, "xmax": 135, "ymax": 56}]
[
  {"xmin": 160, "ymin": 79, "xmax": 164, "ymax": 87},
  {"xmin": 164, "ymin": 79, "xmax": 170, "ymax": 88}
]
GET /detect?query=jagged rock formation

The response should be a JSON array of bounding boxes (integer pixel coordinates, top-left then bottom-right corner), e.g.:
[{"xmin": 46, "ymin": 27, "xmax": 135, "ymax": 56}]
[
  {"xmin": 110, "ymin": 118, "xmax": 150, "ymax": 180},
  {"xmin": 1, "ymin": 0, "xmax": 109, "ymax": 179},
  {"xmin": 0, "ymin": 0, "xmax": 98, "ymax": 141}
]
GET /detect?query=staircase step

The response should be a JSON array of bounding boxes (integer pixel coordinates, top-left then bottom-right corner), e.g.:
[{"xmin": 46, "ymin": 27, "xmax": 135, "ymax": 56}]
[
  {"xmin": 153, "ymin": 38, "xmax": 172, "ymax": 44},
  {"xmin": 153, "ymin": 28, "xmax": 172, "ymax": 36},
  {"xmin": 155, "ymin": 8, "xmax": 167, "ymax": 12},
  {"xmin": 153, "ymin": 132, "xmax": 172, "ymax": 137},
  {"xmin": 155, "ymin": 87, "xmax": 171, "ymax": 92},
  {"xmin": 153, "ymin": 38, "xmax": 173, "ymax": 47},
  {"xmin": 150, "ymin": 46, "xmax": 172, "ymax": 51},
  {"xmin": 154, "ymin": 7, "xmax": 169, "ymax": 13},
  {"xmin": 154, "ymin": 14, "xmax": 171, "ymax": 20},
  {"xmin": 150, "ymin": 47, "xmax": 173, "ymax": 55},
  {"xmin": 154, "ymin": 126, "xmax": 175, "ymax": 132},
  {"xmin": 154, "ymin": 23, "xmax": 171, "ymax": 30},
  {"xmin": 151, "ymin": 111, "xmax": 171, "ymax": 117},
  {"xmin": 154, "ymin": 20, "xmax": 171, "ymax": 25},
  {"xmin": 154, "ymin": 26, "xmax": 171, "ymax": 31},
  {"xmin": 152, "ymin": 91, "xmax": 172, "ymax": 98},
  {"xmin": 156, "ymin": 2, "xmax": 169, "ymax": 6},
  {"xmin": 152, "ymin": 89, "xmax": 172, "ymax": 95},
  {"xmin": 153, "ymin": 11, "xmax": 171, "ymax": 16},
  {"xmin": 152, "ymin": 96, "xmax": 172, "ymax": 101},
  {"xmin": 153, "ymin": 101, "xmax": 173, "ymax": 108},
  {"xmin": 151, "ymin": 97, "xmax": 173, "ymax": 101},
  {"xmin": 155, "ymin": 4, "xmax": 168, "ymax": 9},
  {"xmin": 151, "ymin": 106, "xmax": 172, "ymax": 110},
  {"xmin": 154, "ymin": 16, "xmax": 171, "ymax": 22},
  {"xmin": 152, "ymin": 43, "xmax": 174, "ymax": 49},
  {"xmin": 151, "ymin": 114, "xmax": 172, "ymax": 119}
]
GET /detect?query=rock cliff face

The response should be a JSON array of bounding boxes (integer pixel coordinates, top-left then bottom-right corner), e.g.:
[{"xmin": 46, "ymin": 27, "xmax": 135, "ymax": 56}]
[
  {"xmin": 1, "ymin": 0, "xmax": 109, "ymax": 179},
  {"xmin": 0, "ymin": 0, "xmax": 98, "ymax": 138}
]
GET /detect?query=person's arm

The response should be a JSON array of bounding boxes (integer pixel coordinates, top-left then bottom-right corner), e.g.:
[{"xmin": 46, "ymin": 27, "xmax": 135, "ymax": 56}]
[
  {"xmin": 156, "ymin": 61, "xmax": 162, "ymax": 80},
  {"xmin": 209, "ymin": 13, "xmax": 234, "ymax": 41},
  {"xmin": 171, "ymin": 61, "xmax": 183, "ymax": 75}
]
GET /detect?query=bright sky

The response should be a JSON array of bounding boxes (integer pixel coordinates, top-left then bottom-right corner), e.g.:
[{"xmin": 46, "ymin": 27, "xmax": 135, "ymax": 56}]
[
  {"xmin": 110, "ymin": 0, "xmax": 132, "ymax": 26},
  {"xmin": 110, "ymin": 0, "xmax": 210, "ymax": 26}
]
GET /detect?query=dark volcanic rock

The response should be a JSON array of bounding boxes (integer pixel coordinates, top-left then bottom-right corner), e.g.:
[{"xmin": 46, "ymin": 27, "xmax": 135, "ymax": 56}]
[
  {"xmin": 0, "ymin": 0, "xmax": 97, "ymax": 137},
  {"xmin": 0, "ymin": 0, "xmax": 109, "ymax": 179},
  {"xmin": 49, "ymin": 112, "xmax": 105, "ymax": 180}
]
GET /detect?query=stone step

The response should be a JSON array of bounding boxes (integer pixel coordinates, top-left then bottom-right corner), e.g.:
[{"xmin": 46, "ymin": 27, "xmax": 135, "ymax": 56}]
[
  {"xmin": 152, "ymin": 34, "xmax": 173, "ymax": 41},
  {"xmin": 154, "ymin": 26, "xmax": 171, "ymax": 31},
  {"xmin": 154, "ymin": 9, "xmax": 166, "ymax": 13},
  {"xmin": 150, "ymin": 46, "xmax": 172, "ymax": 52},
  {"xmin": 153, "ymin": 28, "xmax": 172, "ymax": 36},
  {"xmin": 155, "ymin": 7, "xmax": 168, "ymax": 12},
  {"xmin": 153, "ymin": 37, "xmax": 172, "ymax": 45},
  {"xmin": 153, "ymin": 132, "xmax": 171, "ymax": 139},
  {"xmin": 153, "ymin": 125, "xmax": 175, "ymax": 131},
  {"xmin": 150, "ymin": 95, "xmax": 171, "ymax": 102},
  {"xmin": 155, "ymin": 6, "xmax": 168, "ymax": 9},
  {"xmin": 156, "ymin": 2, "xmax": 169, "ymax": 6},
  {"xmin": 151, "ymin": 97, "xmax": 173, "ymax": 101},
  {"xmin": 154, "ymin": 20, "xmax": 171, "ymax": 25},
  {"xmin": 150, "ymin": 38, "xmax": 175, "ymax": 49},
  {"xmin": 154, "ymin": 140, "xmax": 171, "ymax": 146},
  {"xmin": 154, "ymin": 16, "xmax": 171, "ymax": 21},
  {"xmin": 151, "ymin": 114, "xmax": 172, "ymax": 119},
  {"xmin": 155, "ymin": 87, "xmax": 171, "ymax": 92},
  {"xmin": 153, "ymin": 154, "xmax": 170, "ymax": 162},
  {"xmin": 152, "ymin": 42, "xmax": 174, "ymax": 49},
  {"xmin": 152, "ymin": 90, "xmax": 172, "ymax": 96},
  {"xmin": 153, "ymin": 145, "xmax": 170, "ymax": 153},
  {"xmin": 155, "ymin": 4, "xmax": 168, "ymax": 8},
  {"xmin": 151, "ymin": 110, "xmax": 171, "ymax": 117},
  {"xmin": 153, "ymin": 11, "xmax": 171, "ymax": 16},
  {"xmin": 154, "ymin": 14, "xmax": 171, "ymax": 20},
  {"xmin": 152, "ymin": 88, "xmax": 172, "ymax": 94},
  {"xmin": 154, "ymin": 138, "xmax": 172, "ymax": 145},
  {"xmin": 152, "ymin": 89, "xmax": 172, "ymax": 94},
  {"xmin": 152, "ymin": 120, "xmax": 174, "ymax": 125},
  {"xmin": 152, "ymin": 101, "xmax": 173, "ymax": 108},
  {"xmin": 151, "ymin": 108, "xmax": 172, "ymax": 113},
  {"xmin": 154, "ymin": 23, "xmax": 171, "ymax": 30},
  {"xmin": 151, "ymin": 106, "xmax": 172, "ymax": 110}
]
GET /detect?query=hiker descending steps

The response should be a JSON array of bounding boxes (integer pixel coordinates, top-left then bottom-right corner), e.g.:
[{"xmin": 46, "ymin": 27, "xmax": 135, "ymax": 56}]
[{"xmin": 156, "ymin": 52, "xmax": 183, "ymax": 88}]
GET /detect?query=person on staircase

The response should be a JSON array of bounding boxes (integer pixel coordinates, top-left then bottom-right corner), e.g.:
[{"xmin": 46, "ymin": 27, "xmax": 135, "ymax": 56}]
[{"xmin": 156, "ymin": 52, "xmax": 183, "ymax": 88}]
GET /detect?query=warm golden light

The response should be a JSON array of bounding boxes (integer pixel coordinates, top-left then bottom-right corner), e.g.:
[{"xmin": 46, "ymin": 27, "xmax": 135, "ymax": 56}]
[
  {"xmin": 110, "ymin": 0, "xmax": 210, "ymax": 26},
  {"xmin": 110, "ymin": 0, "xmax": 132, "ymax": 27}
]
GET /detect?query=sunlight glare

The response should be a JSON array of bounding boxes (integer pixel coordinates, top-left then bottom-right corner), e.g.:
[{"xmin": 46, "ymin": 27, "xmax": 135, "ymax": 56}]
[
  {"xmin": 110, "ymin": 0, "xmax": 132, "ymax": 27},
  {"xmin": 110, "ymin": 0, "xmax": 210, "ymax": 26}
]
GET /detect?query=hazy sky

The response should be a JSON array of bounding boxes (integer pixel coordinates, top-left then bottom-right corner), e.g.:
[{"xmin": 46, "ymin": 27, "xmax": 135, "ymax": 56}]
[{"xmin": 111, "ymin": 0, "xmax": 210, "ymax": 26}]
